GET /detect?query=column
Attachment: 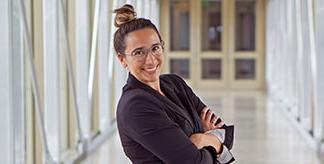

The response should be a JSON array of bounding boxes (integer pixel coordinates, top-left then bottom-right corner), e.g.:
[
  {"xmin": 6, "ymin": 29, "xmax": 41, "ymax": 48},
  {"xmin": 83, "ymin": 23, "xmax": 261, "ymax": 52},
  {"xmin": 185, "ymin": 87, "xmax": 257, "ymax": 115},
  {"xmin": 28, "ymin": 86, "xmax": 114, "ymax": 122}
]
[
  {"xmin": 75, "ymin": 0, "xmax": 91, "ymax": 140},
  {"xmin": 0, "ymin": 0, "xmax": 14, "ymax": 163},
  {"xmin": 43, "ymin": 0, "xmax": 60, "ymax": 161}
]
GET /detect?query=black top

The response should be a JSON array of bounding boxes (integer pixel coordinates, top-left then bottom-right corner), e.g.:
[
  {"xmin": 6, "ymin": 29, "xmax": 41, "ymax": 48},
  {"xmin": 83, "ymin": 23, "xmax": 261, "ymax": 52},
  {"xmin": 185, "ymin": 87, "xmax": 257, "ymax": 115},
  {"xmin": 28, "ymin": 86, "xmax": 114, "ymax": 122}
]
[{"xmin": 117, "ymin": 73, "xmax": 218, "ymax": 164}]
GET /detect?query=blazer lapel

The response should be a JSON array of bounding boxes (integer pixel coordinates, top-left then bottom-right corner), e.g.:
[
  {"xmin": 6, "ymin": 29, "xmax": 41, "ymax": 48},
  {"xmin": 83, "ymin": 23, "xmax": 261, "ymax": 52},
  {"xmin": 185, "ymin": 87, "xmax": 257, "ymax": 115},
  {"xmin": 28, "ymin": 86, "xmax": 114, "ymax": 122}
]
[
  {"xmin": 160, "ymin": 82, "xmax": 195, "ymax": 128},
  {"xmin": 125, "ymin": 73, "xmax": 195, "ymax": 129}
]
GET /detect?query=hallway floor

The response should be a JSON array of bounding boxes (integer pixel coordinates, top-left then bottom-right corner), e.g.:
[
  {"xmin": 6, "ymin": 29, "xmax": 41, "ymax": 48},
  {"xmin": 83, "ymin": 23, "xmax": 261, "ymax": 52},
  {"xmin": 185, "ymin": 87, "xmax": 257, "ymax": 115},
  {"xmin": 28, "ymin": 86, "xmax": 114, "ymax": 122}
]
[{"xmin": 80, "ymin": 90, "xmax": 324, "ymax": 164}]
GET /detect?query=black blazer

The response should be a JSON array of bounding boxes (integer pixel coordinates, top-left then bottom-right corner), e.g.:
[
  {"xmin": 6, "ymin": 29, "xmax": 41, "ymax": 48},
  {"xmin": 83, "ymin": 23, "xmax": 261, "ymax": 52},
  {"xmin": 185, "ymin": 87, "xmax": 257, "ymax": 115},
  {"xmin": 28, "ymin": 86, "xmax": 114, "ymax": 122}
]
[{"xmin": 117, "ymin": 73, "xmax": 219, "ymax": 164}]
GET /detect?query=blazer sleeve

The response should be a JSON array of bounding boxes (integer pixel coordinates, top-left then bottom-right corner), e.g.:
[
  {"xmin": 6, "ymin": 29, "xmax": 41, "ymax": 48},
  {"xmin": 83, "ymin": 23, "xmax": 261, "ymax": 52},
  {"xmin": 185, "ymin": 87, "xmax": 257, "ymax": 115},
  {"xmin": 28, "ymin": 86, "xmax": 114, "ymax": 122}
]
[
  {"xmin": 171, "ymin": 74, "xmax": 207, "ymax": 115},
  {"xmin": 120, "ymin": 94, "xmax": 218, "ymax": 164}
]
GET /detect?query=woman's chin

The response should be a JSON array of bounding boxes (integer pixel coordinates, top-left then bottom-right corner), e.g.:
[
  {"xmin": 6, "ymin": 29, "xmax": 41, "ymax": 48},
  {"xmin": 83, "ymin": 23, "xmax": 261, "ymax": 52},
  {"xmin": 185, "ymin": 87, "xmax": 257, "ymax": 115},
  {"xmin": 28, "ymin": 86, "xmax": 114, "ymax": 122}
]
[
  {"xmin": 141, "ymin": 71, "xmax": 160, "ymax": 83},
  {"xmin": 143, "ymin": 74, "xmax": 159, "ymax": 83}
]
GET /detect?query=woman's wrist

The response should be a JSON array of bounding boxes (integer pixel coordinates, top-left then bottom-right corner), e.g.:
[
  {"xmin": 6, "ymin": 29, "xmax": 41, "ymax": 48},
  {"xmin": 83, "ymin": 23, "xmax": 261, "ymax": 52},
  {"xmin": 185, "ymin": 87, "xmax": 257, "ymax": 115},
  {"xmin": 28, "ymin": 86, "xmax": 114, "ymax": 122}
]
[
  {"xmin": 206, "ymin": 133, "xmax": 222, "ymax": 152},
  {"xmin": 190, "ymin": 133, "xmax": 206, "ymax": 149},
  {"xmin": 217, "ymin": 144, "xmax": 224, "ymax": 156},
  {"xmin": 190, "ymin": 133, "xmax": 222, "ymax": 153}
]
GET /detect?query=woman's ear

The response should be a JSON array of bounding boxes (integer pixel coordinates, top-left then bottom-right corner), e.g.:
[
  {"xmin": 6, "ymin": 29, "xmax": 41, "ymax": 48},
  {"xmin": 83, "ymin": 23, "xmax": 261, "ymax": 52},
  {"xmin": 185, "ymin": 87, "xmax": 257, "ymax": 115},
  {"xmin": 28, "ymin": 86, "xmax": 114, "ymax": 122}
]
[{"xmin": 117, "ymin": 53, "xmax": 128, "ymax": 68}]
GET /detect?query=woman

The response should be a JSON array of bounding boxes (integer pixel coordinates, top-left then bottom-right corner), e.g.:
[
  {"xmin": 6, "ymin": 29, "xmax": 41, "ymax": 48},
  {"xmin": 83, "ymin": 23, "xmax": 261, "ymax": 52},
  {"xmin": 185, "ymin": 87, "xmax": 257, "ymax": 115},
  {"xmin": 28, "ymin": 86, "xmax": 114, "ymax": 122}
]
[{"xmin": 114, "ymin": 4, "xmax": 234, "ymax": 164}]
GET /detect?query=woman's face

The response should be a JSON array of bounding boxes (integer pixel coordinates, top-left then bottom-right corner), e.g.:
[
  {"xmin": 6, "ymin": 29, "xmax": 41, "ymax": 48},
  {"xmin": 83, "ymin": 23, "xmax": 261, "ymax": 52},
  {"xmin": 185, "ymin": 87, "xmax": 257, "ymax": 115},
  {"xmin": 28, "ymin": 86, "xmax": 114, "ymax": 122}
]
[{"xmin": 118, "ymin": 28, "xmax": 163, "ymax": 85}]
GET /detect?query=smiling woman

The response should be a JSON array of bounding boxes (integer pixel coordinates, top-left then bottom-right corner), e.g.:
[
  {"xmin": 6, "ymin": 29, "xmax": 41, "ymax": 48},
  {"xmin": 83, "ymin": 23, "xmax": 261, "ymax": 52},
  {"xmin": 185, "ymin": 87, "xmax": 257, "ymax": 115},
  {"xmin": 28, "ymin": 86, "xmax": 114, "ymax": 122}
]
[
  {"xmin": 114, "ymin": 4, "xmax": 164, "ymax": 92},
  {"xmin": 114, "ymin": 4, "xmax": 235, "ymax": 164}
]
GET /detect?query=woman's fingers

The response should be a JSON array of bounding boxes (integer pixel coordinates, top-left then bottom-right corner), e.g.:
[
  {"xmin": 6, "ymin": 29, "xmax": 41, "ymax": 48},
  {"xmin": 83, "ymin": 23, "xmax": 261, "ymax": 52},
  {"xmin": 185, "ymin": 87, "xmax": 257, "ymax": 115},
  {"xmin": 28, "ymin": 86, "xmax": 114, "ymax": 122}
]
[
  {"xmin": 200, "ymin": 107, "xmax": 209, "ymax": 120},
  {"xmin": 205, "ymin": 109, "xmax": 213, "ymax": 121},
  {"xmin": 211, "ymin": 114, "xmax": 218, "ymax": 124},
  {"xmin": 200, "ymin": 107, "xmax": 225, "ymax": 131},
  {"xmin": 211, "ymin": 114, "xmax": 225, "ymax": 129},
  {"xmin": 215, "ymin": 121, "xmax": 225, "ymax": 128}
]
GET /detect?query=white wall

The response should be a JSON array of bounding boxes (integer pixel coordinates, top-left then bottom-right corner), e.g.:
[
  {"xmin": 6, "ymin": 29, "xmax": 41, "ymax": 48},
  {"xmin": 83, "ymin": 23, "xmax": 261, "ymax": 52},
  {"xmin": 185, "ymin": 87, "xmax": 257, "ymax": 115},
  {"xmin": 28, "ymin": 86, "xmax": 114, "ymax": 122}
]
[{"xmin": 266, "ymin": 0, "xmax": 324, "ymax": 152}]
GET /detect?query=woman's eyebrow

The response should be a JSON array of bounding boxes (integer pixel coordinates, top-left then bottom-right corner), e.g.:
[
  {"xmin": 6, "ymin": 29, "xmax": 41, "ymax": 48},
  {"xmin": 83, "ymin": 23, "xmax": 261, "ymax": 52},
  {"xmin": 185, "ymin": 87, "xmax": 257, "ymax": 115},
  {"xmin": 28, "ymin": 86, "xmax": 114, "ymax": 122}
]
[
  {"xmin": 132, "ymin": 47, "xmax": 145, "ymax": 52},
  {"xmin": 151, "ymin": 42, "xmax": 160, "ymax": 47},
  {"xmin": 132, "ymin": 42, "xmax": 160, "ymax": 51}
]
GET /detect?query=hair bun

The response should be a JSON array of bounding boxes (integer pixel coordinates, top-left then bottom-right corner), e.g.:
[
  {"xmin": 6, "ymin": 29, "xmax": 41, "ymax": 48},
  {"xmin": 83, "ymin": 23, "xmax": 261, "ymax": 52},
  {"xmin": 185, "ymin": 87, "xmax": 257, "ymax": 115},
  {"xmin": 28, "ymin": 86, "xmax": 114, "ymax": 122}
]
[{"xmin": 114, "ymin": 4, "xmax": 137, "ymax": 28}]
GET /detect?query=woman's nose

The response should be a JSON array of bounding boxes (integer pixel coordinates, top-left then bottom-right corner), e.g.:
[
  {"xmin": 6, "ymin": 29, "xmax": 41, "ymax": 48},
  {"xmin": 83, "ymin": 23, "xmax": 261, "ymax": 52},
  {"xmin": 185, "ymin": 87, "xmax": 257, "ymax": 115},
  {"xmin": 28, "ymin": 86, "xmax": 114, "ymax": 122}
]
[{"xmin": 144, "ymin": 52, "xmax": 156, "ymax": 64}]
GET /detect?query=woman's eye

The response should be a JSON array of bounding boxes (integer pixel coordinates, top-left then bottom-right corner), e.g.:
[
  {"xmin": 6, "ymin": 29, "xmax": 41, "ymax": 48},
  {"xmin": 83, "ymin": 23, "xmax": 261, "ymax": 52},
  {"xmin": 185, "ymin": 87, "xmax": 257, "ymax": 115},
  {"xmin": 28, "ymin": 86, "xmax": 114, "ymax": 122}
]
[
  {"xmin": 152, "ymin": 45, "xmax": 161, "ymax": 52},
  {"xmin": 133, "ymin": 50, "xmax": 145, "ymax": 56}
]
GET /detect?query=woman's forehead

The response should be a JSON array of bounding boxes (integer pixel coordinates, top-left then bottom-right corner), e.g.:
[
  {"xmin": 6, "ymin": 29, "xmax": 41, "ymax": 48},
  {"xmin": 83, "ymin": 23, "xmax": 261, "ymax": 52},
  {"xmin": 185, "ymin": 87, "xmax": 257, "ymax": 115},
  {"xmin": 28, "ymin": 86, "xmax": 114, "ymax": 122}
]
[{"xmin": 125, "ymin": 28, "xmax": 160, "ymax": 48}]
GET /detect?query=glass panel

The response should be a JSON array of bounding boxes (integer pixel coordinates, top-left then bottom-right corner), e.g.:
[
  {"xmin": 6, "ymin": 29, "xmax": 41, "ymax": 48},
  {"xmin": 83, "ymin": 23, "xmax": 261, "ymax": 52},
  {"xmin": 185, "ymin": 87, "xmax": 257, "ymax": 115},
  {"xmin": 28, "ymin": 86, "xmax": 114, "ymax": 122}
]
[
  {"xmin": 201, "ymin": 0, "xmax": 222, "ymax": 51},
  {"xmin": 170, "ymin": 0, "xmax": 190, "ymax": 51},
  {"xmin": 235, "ymin": 0, "xmax": 256, "ymax": 51},
  {"xmin": 170, "ymin": 59, "xmax": 190, "ymax": 78},
  {"xmin": 235, "ymin": 59, "xmax": 255, "ymax": 79},
  {"xmin": 202, "ymin": 59, "xmax": 222, "ymax": 79}
]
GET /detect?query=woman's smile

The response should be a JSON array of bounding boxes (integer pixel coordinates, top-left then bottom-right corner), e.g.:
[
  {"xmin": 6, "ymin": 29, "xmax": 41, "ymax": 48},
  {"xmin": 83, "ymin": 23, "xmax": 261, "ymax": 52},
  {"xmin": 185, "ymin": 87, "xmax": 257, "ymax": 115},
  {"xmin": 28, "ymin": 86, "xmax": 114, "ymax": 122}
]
[{"xmin": 142, "ymin": 64, "xmax": 159, "ymax": 73}]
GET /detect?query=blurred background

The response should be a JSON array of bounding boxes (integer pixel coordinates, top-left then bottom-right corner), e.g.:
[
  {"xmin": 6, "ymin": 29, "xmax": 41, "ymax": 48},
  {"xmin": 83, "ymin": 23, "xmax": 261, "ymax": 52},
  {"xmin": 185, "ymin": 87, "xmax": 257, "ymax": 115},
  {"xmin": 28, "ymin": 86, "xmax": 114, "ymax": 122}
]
[{"xmin": 1, "ymin": 0, "xmax": 324, "ymax": 163}]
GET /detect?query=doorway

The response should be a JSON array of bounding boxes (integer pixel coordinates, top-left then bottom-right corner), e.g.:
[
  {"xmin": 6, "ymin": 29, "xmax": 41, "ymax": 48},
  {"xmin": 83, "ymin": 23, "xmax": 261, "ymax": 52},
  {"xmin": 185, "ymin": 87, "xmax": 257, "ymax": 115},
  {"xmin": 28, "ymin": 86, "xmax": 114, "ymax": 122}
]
[{"xmin": 161, "ymin": 0, "xmax": 265, "ymax": 89}]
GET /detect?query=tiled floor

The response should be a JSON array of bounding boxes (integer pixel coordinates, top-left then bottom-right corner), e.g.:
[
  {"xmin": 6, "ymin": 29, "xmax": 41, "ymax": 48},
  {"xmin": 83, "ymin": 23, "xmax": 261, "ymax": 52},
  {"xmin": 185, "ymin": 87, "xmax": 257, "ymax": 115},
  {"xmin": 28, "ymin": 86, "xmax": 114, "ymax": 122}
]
[{"xmin": 80, "ymin": 90, "xmax": 323, "ymax": 164}]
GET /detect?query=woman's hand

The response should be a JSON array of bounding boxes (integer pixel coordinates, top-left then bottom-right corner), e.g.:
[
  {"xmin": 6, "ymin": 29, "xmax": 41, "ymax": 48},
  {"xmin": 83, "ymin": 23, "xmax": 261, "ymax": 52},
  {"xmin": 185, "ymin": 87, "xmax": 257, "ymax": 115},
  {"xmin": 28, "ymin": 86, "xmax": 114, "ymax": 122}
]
[
  {"xmin": 189, "ymin": 133, "xmax": 205, "ymax": 149},
  {"xmin": 190, "ymin": 133, "xmax": 222, "ymax": 152},
  {"xmin": 200, "ymin": 107, "xmax": 224, "ymax": 132}
]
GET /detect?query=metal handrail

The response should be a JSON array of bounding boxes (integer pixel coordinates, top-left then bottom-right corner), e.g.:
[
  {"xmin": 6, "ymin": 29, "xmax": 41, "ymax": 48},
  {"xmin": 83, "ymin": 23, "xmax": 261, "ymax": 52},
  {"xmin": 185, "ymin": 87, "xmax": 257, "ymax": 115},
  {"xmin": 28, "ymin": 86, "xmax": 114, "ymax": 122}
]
[
  {"xmin": 17, "ymin": 0, "xmax": 54, "ymax": 163},
  {"xmin": 88, "ymin": 0, "xmax": 101, "ymax": 116},
  {"xmin": 58, "ymin": 0, "xmax": 84, "ymax": 143}
]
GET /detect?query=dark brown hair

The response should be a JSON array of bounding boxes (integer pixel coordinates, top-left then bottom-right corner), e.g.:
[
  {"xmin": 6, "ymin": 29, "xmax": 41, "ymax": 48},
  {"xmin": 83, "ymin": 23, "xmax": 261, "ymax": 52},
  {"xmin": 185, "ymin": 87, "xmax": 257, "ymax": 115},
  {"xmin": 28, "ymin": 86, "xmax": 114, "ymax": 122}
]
[{"xmin": 113, "ymin": 4, "xmax": 162, "ymax": 55}]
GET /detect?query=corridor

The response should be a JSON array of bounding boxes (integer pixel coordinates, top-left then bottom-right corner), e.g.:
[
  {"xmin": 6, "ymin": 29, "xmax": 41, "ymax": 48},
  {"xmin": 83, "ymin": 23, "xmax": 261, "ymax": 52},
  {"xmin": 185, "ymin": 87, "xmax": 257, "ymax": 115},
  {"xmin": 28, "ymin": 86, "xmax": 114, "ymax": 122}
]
[
  {"xmin": 1, "ymin": 0, "xmax": 324, "ymax": 163},
  {"xmin": 80, "ymin": 90, "xmax": 324, "ymax": 164}
]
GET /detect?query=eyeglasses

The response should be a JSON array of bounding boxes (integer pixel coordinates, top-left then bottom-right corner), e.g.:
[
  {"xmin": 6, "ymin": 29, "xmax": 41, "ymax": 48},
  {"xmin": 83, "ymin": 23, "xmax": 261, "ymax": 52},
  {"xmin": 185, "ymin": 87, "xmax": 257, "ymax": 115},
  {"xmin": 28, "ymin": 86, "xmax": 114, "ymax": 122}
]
[{"xmin": 124, "ymin": 41, "xmax": 165, "ymax": 61}]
